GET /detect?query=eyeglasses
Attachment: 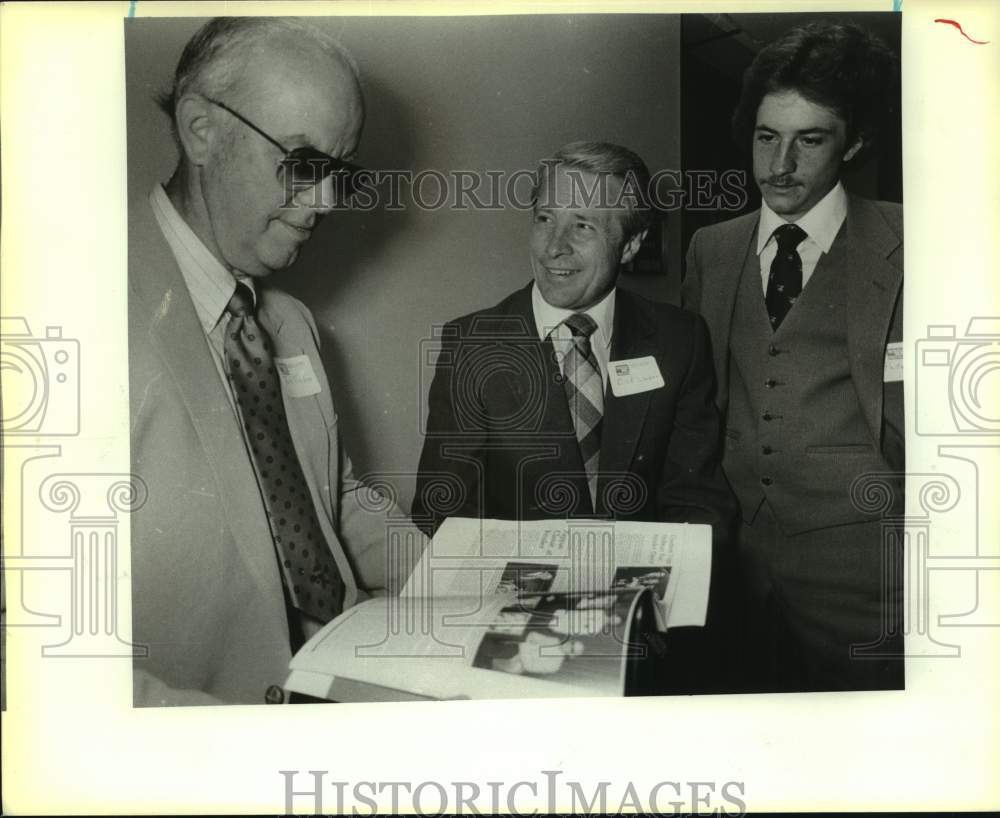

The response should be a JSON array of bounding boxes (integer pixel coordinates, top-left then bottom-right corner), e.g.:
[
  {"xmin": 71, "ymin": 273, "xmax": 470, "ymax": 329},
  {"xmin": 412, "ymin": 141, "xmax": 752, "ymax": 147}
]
[{"xmin": 204, "ymin": 96, "xmax": 368, "ymax": 204}]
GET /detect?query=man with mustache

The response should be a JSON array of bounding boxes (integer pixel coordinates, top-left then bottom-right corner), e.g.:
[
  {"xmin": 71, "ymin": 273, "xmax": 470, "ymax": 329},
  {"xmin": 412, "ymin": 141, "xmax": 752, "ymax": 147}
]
[
  {"xmin": 128, "ymin": 17, "xmax": 409, "ymax": 705},
  {"xmin": 683, "ymin": 22, "xmax": 903, "ymax": 692}
]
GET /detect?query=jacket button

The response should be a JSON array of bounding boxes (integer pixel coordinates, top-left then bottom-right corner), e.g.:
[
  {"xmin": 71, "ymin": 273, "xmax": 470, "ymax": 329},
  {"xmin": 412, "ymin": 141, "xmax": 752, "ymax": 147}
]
[
  {"xmin": 762, "ymin": 412, "xmax": 773, "ymax": 421},
  {"xmin": 764, "ymin": 378, "xmax": 777, "ymax": 389},
  {"xmin": 760, "ymin": 476, "xmax": 773, "ymax": 486},
  {"xmin": 761, "ymin": 445, "xmax": 774, "ymax": 455},
  {"xmin": 265, "ymin": 685, "xmax": 285, "ymax": 704},
  {"xmin": 767, "ymin": 344, "xmax": 779, "ymax": 357}
]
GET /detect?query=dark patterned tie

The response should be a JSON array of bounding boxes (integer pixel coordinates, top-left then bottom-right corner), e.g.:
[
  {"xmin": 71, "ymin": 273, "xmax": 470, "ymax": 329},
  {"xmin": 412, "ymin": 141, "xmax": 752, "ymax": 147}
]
[
  {"xmin": 224, "ymin": 283, "xmax": 344, "ymax": 624},
  {"xmin": 765, "ymin": 223, "xmax": 808, "ymax": 330},
  {"xmin": 562, "ymin": 313, "xmax": 604, "ymax": 509}
]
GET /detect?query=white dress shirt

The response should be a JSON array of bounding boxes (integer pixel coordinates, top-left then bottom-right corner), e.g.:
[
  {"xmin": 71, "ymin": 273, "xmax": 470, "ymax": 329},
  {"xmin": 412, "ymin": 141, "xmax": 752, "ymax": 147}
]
[
  {"xmin": 531, "ymin": 283, "xmax": 615, "ymax": 384},
  {"xmin": 149, "ymin": 184, "xmax": 256, "ymax": 412},
  {"xmin": 757, "ymin": 181, "xmax": 848, "ymax": 293}
]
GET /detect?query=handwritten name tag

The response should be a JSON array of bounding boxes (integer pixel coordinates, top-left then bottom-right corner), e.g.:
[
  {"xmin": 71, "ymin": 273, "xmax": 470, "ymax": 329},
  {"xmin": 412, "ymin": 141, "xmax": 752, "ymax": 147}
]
[
  {"xmin": 609, "ymin": 356, "xmax": 665, "ymax": 397},
  {"xmin": 275, "ymin": 354, "xmax": 322, "ymax": 398},
  {"xmin": 883, "ymin": 342, "xmax": 903, "ymax": 383}
]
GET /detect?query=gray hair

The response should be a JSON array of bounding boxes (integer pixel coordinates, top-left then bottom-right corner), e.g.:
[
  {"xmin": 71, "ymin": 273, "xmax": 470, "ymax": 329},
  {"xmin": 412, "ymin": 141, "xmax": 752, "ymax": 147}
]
[
  {"xmin": 531, "ymin": 141, "xmax": 654, "ymax": 237},
  {"xmin": 156, "ymin": 17, "xmax": 361, "ymax": 134}
]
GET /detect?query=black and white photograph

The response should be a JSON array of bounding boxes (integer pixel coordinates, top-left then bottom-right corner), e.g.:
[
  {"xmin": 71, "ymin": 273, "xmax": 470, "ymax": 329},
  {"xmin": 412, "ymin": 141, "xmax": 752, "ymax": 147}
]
[
  {"xmin": 122, "ymin": 10, "xmax": 903, "ymax": 706},
  {"xmin": 612, "ymin": 565, "xmax": 671, "ymax": 598},
  {"xmin": 471, "ymin": 591, "xmax": 638, "ymax": 696},
  {"xmin": 496, "ymin": 562, "xmax": 559, "ymax": 595},
  {"xmin": 2, "ymin": 0, "xmax": 998, "ymax": 813}
]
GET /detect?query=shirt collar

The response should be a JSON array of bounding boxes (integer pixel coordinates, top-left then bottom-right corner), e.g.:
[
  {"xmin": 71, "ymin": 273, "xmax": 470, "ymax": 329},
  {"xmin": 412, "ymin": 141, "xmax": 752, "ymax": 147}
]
[
  {"xmin": 757, "ymin": 181, "xmax": 847, "ymax": 255},
  {"xmin": 531, "ymin": 282, "xmax": 615, "ymax": 349},
  {"xmin": 149, "ymin": 183, "xmax": 256, "ymax": 333}
]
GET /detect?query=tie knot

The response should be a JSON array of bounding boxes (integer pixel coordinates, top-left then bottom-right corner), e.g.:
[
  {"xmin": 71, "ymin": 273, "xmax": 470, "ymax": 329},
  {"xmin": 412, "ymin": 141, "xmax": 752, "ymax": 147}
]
[
  {"xmin": 564, "ymin": 312, "xmax": 598, "ymax": 339},
  {"xmin": 227, "ymin": 282, "xmax": 255, "ymax": 318},
  {"xmin": 773, "ymin": 223, "xmax": 807, "ymax": 251}
]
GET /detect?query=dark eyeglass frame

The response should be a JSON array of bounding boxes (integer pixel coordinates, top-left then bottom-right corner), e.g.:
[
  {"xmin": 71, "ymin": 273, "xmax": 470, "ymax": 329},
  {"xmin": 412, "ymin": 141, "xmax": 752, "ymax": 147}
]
[{"xmin": 203, "ymin": 96, "xmax": 368, "ymax": 202}]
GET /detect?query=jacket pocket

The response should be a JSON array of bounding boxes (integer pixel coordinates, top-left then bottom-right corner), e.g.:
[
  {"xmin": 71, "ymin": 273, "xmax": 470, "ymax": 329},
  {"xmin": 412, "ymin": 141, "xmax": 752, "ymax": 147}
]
[{"xmin": 806, "ymin": 444, "xmax": 877, "ymax": 455}]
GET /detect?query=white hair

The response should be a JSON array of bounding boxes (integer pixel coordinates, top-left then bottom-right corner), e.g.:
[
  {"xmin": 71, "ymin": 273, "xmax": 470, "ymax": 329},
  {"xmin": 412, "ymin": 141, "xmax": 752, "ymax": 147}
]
[{"xmin": 157, "ymin": 17, "xmax": 361, "ymax": 129}]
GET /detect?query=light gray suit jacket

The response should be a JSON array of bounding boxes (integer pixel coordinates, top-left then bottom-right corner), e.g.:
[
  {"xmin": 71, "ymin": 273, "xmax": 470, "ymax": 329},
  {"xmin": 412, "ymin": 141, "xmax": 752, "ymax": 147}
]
[
  {"xmin": 129, "ymin": 198, "xmax": 409, "ymax": 706},
  {"xmin": 682, "ymin": 195, "xmax": 905, "ymax": 532}
]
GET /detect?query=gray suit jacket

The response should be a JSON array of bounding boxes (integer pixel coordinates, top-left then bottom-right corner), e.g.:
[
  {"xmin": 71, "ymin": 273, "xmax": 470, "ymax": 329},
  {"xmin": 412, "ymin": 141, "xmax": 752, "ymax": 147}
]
[
  {"xmin": 128, "ymin": 197, "xmax": 406, "ymax": 705},
  {"xmin": 682, "ymin": 195, "xmax": 904, "ymax": 531}
]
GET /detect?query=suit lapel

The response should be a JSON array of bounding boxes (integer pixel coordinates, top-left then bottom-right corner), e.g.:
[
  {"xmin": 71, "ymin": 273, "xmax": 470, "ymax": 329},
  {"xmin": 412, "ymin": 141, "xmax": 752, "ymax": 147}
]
[
  {"xmin": 499, "ymin": 284, "xmax": 575, "ymax": 435},
  {"xmin": 844, "ymin": 197, "xmax": 903, "ymax": 444},
  {"xmin": 257, "ymin": 297, "xmax": 337, "ymax": 517},
  {"xmin": 257, "ymin": 299, "xmax": 364, "ymax": 600},
  {"xmin": 503, "ymin": 288, "xmax": 554, "ymax": 416},
  {"xmin": 598, "ymin": 291, "xmax": 656, "ymax": 490},
  {"xmin": 706, "ymin": 215, "xmax": 758, "ymax": 411},
  {"xmin": 130, "ymin": 201, "xmax": 288, "ymax": 601},
  {"xmin": 501, "ymin": 284, "xmax": 591, "ymax": 503}
]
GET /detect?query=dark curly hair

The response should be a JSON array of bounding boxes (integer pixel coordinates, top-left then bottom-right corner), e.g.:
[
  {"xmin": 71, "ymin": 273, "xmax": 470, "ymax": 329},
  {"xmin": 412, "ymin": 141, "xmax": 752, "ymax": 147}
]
[{"xmin": 731, "ymin": 21, "xmax": 900, "ymax": 165}]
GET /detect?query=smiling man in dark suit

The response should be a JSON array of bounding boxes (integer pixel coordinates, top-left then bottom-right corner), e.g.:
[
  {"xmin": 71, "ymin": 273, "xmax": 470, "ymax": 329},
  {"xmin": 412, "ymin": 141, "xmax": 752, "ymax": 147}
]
[
  {"xmin": 682, "ymin": 22, "xmax": 904, "ymax": 692},
  {"xmin": 415, "ymin": 142, "xmax": 734, "ymax": 537},
  {"xmin": 413, "ymin": 145, "xmax": 737, "ymax": 691}
]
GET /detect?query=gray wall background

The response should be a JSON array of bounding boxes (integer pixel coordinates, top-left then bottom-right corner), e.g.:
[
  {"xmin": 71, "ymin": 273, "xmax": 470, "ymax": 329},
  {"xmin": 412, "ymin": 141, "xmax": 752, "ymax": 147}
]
[{"xmin": 125, "ymin": 15, "xmax": 682, "ymax": 510}]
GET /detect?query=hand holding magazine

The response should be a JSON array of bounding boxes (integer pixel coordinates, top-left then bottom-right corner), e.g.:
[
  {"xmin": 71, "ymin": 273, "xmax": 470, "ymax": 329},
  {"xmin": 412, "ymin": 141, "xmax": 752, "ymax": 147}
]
[{"xmin": 284, "ymin": 518, "xmax": 712, "ymax": 701}]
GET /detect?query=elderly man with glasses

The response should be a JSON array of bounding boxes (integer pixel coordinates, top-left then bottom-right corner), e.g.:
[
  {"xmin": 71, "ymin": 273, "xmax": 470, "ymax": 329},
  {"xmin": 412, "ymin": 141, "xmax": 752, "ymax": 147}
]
[{"xmin": 128, "ymin": 17, "xmax": 410, "ymax": 706}]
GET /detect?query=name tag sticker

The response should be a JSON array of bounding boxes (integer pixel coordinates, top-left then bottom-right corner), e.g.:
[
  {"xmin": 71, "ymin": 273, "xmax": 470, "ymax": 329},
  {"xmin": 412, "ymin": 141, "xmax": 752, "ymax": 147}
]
[
  {"xmin": 275, "ymin": 354, "xmax": 322, "ymax": 398},
  {"xmin": 609, "ymin": 356, "xmax": 665, "ymax": 397},
  {"xmin": 884, "ymin": 342, "xmax": 904, "ymax": 383}
]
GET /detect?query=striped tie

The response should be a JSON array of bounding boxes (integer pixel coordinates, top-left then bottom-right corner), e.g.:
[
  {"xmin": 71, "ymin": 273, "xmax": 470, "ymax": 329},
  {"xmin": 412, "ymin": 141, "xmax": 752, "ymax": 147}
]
[{"xmin": 562, "ymin": 312, "xmax": 604, "ymax": 510}]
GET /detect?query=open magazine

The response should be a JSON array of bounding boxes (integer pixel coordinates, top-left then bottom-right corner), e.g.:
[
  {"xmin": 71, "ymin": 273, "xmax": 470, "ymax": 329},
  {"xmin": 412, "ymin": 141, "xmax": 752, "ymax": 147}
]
[{"xmin": 284, "ymin": 517, "xmax": 712, "ymax": 701}]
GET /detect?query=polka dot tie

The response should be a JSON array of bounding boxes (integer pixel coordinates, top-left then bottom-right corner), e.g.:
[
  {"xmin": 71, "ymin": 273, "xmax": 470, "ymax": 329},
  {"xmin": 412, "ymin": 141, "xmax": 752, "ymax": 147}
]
[
  {"xmin": 562, "ymin": 312, "xmax": 604, "ymax": 510},
  {"xmin": 224, "ymin": 283, "xmax": 344, "ymax": 624},
  {"xmin": 765, "ymin": 222, "xmax": 807, "ymax": 331}
]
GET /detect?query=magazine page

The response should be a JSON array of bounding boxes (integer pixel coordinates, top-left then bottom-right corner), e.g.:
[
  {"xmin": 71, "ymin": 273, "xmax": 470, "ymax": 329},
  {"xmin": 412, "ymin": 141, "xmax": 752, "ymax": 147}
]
[
  {"xmin": 286, "ymin": 588, "xmax": 649, "ymax": 701},
  {"xmin": 401, "ymin": 517, "xmax": 712, "ymax": 627}
]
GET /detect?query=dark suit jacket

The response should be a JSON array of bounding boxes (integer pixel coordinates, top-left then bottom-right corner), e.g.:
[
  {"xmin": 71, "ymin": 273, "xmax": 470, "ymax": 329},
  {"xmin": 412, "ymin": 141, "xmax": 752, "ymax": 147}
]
[
  {"xmin": 413, "ymin": 283, "xmax": 739, "ymax": 693},
  {"xmin": 413, "ymin": 282, "xmax": 735, "ymax": 537},
  {"xmin": 683, "ymin": 195, "xmax": 905, "ymax": 531}
]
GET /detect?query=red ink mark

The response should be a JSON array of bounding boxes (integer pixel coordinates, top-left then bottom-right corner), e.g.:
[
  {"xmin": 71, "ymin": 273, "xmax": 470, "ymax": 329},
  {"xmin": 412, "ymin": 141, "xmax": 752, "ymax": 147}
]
[{"xmin": 935, "ymin": 18, "xmax": 990, "ymax": 45}]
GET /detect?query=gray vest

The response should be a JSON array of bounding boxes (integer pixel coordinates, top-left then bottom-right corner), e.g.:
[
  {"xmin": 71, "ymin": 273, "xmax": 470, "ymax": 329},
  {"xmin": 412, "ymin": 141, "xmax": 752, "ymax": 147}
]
[{"xmin": 723, "ymin": 227, "xmax": 890, "ymax": 534}]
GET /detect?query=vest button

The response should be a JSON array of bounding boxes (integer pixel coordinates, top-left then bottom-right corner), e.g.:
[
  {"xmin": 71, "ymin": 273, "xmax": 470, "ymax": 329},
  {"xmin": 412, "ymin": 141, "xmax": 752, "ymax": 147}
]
[
  {"xmin": 762, "ymin": 445, "xmax": 774, "ymax": 455},
  {"xmin": 764, "ymin": 379, "xmax": 777, "ymax": 389},
  {"xmin": 762, "ymin": 412, "xmax": 773, "ymax": 421},
  {"xmin": 760, "ymin": 476, "xmax": 773, "ymax": 486}
]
